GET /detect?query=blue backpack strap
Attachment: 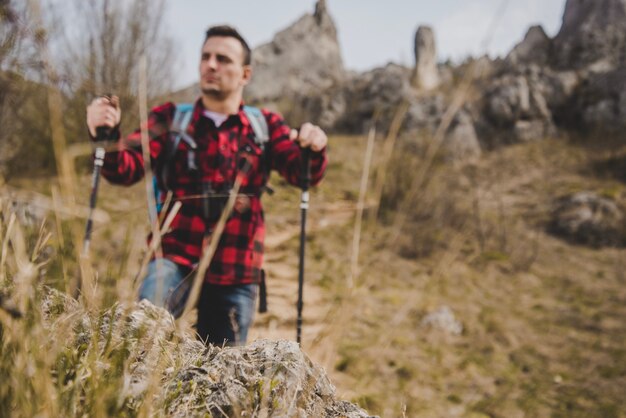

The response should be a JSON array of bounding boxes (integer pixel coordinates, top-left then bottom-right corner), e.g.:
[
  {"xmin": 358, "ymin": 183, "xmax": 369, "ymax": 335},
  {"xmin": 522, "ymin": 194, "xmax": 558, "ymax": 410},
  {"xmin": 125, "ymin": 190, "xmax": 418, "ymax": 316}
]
[
  {"xmin": 243, "ymin": 105, "xmax": 273, "ymax": 194},
  {"xmin": 243, "ymin": 105, "xmax": 269, "ymax": 148},
  {"xmin": 155, "ymin": 103, "xmax": 196, "ymax": 214}
]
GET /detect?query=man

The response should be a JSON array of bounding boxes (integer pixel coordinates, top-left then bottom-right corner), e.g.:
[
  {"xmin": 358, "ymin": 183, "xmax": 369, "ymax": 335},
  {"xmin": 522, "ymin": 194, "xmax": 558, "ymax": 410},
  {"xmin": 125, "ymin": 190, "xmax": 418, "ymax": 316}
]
[{"xmin": 86, "ymin": 25, "xmax": 327, "ymax": 346}]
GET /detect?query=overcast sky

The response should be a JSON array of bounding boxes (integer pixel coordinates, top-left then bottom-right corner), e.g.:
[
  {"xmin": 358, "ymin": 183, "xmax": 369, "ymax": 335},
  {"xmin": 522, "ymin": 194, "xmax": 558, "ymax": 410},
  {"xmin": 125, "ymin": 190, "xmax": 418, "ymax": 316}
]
[{"xmin": 165, "ymin": 0, "xmax": 567, "ymax": 89}]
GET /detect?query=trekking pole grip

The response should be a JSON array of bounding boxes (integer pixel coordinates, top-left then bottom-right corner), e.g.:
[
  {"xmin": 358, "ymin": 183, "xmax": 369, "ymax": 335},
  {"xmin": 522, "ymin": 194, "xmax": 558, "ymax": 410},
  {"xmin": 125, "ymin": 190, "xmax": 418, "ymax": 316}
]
[
  {"xmin": 300, "ymin": 146, "xmax": 311, "ymax": 191},
  {"xmin": 95, "ymin": 126, "xmax": 111, "ymax": 142}
]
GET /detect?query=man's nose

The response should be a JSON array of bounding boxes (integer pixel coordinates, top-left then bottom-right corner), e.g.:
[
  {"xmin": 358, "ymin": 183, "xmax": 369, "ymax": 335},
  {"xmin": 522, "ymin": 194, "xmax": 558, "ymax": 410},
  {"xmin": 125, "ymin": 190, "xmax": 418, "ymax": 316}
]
[{"xmin": 206, "ymin": 55, "xmax": 218, "ymax": 69}]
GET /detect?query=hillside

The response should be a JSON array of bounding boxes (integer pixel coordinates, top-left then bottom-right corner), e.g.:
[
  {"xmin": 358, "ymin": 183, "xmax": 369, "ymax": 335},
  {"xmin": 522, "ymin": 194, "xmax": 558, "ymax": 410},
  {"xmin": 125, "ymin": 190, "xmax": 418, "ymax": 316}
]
[
  {"xmin": 310, "ymin": 135, "xmax": 626, "ymax": 417},
  {"xmin": 254, "ymin": 134, "xmax": 626, "ymax": 417},
  {"xmin": 3, "ymin": 133, "xmax": 626, "ymax": 417}
]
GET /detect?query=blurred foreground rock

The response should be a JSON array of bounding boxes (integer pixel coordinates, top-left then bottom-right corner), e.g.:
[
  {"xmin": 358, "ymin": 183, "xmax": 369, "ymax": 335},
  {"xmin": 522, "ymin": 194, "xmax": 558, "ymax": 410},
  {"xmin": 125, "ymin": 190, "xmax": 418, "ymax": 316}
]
[{"xmin": 41, "ymin": 289, "xmax": 374, "ymax": 417}]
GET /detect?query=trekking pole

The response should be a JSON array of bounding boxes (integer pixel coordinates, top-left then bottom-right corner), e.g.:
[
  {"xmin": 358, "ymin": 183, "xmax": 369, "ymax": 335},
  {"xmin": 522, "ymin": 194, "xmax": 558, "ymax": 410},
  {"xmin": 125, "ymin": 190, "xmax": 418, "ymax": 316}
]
[
  {"xmin": 83, "ymin": 126, "xmax": 109, "ymax": 256},
  {"xmin": 297, "ymin": 147, "xmax": 311, "ymax": 345}
]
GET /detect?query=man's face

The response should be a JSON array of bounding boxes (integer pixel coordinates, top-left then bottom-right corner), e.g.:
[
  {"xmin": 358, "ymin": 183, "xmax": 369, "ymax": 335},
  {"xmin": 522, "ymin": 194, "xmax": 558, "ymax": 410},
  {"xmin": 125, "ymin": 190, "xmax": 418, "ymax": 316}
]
[{"xmin": 199, "ymin": 36, "xmax": 251, "ymax": 100}]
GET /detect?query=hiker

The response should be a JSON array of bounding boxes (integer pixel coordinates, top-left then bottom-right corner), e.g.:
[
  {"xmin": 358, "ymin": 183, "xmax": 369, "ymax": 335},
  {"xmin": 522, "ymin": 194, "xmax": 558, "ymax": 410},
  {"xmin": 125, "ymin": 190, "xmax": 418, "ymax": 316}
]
[{"xmin": 86, "ymin": 25, "xmax": 328, "ymax": 346}]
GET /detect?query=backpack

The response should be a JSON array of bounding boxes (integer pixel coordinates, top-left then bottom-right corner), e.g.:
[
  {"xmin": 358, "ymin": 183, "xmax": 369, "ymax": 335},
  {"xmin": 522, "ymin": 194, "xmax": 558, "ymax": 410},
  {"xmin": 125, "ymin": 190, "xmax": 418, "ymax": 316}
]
[{"xmin": 153, "ymin": 103, "xmax": 270, "ymax": 215}]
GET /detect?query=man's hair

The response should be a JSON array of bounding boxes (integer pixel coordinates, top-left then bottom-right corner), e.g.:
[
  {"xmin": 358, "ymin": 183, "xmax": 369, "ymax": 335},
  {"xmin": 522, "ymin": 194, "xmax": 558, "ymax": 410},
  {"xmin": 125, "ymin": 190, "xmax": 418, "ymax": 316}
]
[{"xmin": 204, "ymin": 25, "xmax": 252, "ymax": 65}]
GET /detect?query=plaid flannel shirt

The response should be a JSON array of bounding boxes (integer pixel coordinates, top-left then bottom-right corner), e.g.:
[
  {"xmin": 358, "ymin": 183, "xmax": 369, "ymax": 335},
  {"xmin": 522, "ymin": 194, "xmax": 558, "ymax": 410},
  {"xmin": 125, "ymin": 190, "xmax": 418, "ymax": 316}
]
[{"xmin": 99, "ymin": 98, "xmax": 327, "ymax": 285}]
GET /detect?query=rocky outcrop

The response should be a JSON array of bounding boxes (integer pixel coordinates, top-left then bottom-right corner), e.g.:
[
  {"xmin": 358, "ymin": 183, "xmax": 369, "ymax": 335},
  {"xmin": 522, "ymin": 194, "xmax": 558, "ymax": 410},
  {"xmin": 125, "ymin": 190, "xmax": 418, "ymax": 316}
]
[
  {"xmin": 38, "ymin": 288, "xmax": 375, "ymax": 417},
  {"xmin": 170, "ymin": 0, "xmax": 626, "ymax": 158},
  {"xmin": 244, "ymin": 0, "xmax": 344, "ymax": 104},
  {"xmin": 413, "ymin": 26, "xmax": 439, "ymax": 90},
  {"xmin": 552, "ymin": 0, "xmax": 626, "ymax": 70},
  {"xmin": 505, "ymin": 25, "xmax": 551, "ymax": 67},
  {"xmin": 331, "ymin": 64, "xmax": 414, "ymax": 132},
  {"xmin": 481, "ymin": 67, "xmax": 556, "ymax": 143},
  {"xmin": 568, "ymin": 66, "xmax": 626, "ymax": 132},
  {"xmin": 546, "ymin": 0, "xmax": 626, "ymax": 133},
  {"xmin": 548, "ymin": 192, "xmax": 626, "ymax": 247}
]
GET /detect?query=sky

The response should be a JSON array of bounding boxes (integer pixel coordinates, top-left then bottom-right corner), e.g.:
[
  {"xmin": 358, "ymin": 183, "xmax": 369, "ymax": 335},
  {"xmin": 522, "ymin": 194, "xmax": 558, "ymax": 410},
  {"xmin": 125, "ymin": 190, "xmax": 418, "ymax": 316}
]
[{"xmin": 165, "ymin": 0, "xmax": 567, "ymax": 89}]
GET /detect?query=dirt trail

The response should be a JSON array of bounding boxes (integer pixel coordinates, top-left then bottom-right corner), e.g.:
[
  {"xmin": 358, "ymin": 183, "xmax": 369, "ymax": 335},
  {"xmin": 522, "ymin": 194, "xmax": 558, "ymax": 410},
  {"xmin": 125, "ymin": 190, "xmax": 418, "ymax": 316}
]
[{"xmin": 248, "ymin": 201, "xmax": 355, "ymax": 344}]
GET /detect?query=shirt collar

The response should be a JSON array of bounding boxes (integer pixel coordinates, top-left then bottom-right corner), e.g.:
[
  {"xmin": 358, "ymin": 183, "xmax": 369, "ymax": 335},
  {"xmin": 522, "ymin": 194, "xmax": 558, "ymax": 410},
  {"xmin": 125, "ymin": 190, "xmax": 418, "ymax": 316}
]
[{"xmin": 195, "ymin": 98, "xmax": 250, "ymax": 128}]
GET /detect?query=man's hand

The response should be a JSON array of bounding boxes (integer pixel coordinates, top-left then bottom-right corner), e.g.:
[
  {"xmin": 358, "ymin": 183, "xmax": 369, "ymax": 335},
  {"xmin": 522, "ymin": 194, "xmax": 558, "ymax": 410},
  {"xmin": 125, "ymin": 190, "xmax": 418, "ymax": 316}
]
[
  {"xmin": 290, "ymin": 122, "xmax": 327, "ymax": 152},
  {"xmin": 86, "ymin": 95, "xmax": 121, "ymax": 138}
]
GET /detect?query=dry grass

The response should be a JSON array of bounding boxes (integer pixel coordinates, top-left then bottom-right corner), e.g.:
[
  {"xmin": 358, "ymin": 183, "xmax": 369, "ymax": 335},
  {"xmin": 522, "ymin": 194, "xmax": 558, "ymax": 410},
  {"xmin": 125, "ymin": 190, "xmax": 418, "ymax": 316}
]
[
  {"xmin": 2, "ymin": 132, "xmax": 626, "ymax": 417},
  {"xmin": 306, "ymin": 136, "xmax": 626, "ymax": 418}
]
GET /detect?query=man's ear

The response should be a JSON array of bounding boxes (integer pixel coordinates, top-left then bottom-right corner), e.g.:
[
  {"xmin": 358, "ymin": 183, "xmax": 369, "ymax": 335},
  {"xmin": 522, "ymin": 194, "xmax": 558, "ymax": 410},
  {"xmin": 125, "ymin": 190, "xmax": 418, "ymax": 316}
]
[{"xmin": 241, "ymin": 65, "xmax": 252, "ymax": 86}]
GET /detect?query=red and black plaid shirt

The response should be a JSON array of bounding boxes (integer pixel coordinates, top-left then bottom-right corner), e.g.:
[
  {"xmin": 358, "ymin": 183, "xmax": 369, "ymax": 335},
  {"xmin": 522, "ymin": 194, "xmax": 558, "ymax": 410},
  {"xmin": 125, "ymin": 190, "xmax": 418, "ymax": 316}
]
[{"xmin": 99, "ymin": 98, "xmax": 327, "ymax": 285}]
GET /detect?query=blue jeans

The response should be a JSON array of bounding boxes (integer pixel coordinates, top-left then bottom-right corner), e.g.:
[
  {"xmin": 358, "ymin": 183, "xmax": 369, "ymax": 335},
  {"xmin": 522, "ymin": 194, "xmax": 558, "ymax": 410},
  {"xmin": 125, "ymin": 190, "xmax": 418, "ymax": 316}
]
[
  {"xmin": 138, "ymin": 258, "xmax": 192, "ymax": 318},
  {"xmin": 138, "ymin": 258, "xmax": 257, "ymax": 346},
  {"xmin": 196, "ymin": 283, "xmax": 258, "ymax": 346}
]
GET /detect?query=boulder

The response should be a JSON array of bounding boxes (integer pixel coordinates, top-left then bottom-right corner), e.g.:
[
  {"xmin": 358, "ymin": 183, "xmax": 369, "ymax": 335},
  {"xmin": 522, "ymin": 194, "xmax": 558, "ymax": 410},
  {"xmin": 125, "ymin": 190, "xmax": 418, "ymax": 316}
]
[
  {"xmin": 421, "ymin": 306, "xmax": 463, "ymax": 336},
  {"xmin": 485, "ymin": 75, "xmax": 532, "ymax": 127},
  {"xmin": 333, "ymin": 63, "xmax": 414, "ymax": 132},
  {"xmin": 482, "ymin": 68, "xmax": 559, "ymax": 143},
  {"xmin": 413, "ymin": 26, "xmax": 440, "ymax": 90},
  {"xmin": 549, "ymin": 192, "xmax": 625, "ymax": 247},
  {"xmin": 442, "ymin": 110, "xmax": 482, "ymax": 160},
  {"xmin": 244, "ymin": 0, "xmax": 345, "ymax": 104},
  {"xmin": 37, "ymin": 288, "xmax": 376, "ymax": 417}
]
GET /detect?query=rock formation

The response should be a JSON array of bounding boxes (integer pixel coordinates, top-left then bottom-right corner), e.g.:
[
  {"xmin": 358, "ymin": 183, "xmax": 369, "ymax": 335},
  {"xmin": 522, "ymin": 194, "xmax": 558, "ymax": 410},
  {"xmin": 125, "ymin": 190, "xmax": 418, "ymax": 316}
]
[
  {"xmin": 38, "ymin": 288, "xmax": 375, "ymax": 417},
  {"xmin": 331, "ymin": 63, "xmax": 414, "ymax": 132},
  {"xmin": 552, "ymin": 0, "xmax": 626, "ymax": 70},
  {"xmin": 505, "ymin": 25, "xmax": 551, "ymax": 67},
  {"xmin": 244, "ymin": 0, "xmax": 344, "ymax": 104},
  {"xmin": 169, "ymin": 0, "xmax": 626, "ymax": 159},
  {"xmin": 413, "ymin": 26, "xmax": 440, "ymax": 90}
]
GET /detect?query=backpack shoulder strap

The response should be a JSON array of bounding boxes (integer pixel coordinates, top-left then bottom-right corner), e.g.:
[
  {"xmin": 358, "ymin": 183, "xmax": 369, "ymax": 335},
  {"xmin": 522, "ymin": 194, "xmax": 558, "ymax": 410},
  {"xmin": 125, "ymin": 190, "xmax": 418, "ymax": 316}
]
[
  {"xmin": 242, "ymin": 105, "xmax": 274, "ymax": 195},
  {"xmin": 172, "ymin": 103, "xmax": 194, "ymax": 134},
  {"xmin": 155, "ymin": 103, "xmax": 197, "ymax": 214},
  {"xmin": 243, "ymin": 105, "xmax": 269, "ymax": 148}
]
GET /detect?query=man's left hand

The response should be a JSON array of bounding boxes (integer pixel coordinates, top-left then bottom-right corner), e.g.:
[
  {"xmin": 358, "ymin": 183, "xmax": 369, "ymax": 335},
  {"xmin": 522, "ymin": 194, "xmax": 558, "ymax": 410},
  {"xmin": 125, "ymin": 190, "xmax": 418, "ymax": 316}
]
[{"xmin": 290, "ymin": 122, "xmax": 327, "ymax": 152}]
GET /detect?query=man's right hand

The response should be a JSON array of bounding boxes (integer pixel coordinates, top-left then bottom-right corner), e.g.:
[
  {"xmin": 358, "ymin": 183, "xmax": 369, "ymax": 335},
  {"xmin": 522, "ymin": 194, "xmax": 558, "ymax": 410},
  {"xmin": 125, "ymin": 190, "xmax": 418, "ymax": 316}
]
[{"xmin": 86, "ymin": 95, "xmax": 121, "ymax": 138}]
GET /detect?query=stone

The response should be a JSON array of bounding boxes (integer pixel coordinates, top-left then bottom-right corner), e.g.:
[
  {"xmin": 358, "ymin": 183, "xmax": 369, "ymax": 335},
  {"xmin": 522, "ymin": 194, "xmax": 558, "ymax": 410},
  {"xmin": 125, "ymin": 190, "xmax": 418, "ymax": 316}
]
[
  {"xmin": 481, "ymin": 69, "xmax": 558, "ymax": 143},
  {"xmin": 333, "ymin": 63, "xmax": 414, "ymax": 132},
  {"xmin": 413, "ymin": 26, "xmax": 439, "ymax": 90},
  {"xmin": 38, "ymin": 288, "xmax": 376, "ymax": 417},
  {"xmin": 549, "ymin": 192, "xmax": 625, "ymax": 247},
  {"xmin": 421, "ymin": 306, "xmax": 463, "ymax": 336},
  {"xmin": 485, "ymin": 76, "xmax": 531, "ymax": 126},
  {"xmin": 443, "ymin": 110, "xmax": 482, "ymax": 160},
  {"xmin": 513, "ymin": 120, "xmax": 548, "ymax": 142}
]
